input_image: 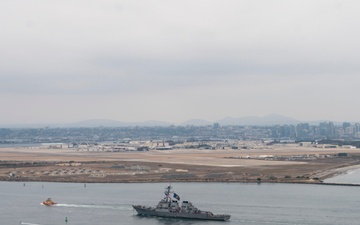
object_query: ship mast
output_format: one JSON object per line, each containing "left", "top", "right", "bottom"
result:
{"left": 164, "top": 184, "right": 173, "bottom": 202}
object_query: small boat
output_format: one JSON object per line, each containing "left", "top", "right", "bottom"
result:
{"left": 42, "top": 198, "right": 57, "bottom": 206}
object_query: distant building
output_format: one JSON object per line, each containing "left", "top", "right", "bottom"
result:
{"left": 343, "top": 122, "right": 351, "bottom": 129}
{"left": 213, "top": 123, "right": 220, "bottom": 129}
{"left": 342, "top": 145, "right": 356, "bottom": 149}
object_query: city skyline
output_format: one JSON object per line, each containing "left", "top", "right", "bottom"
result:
{"left": 1, "top": 120, "right": 360, "bottom": 142}
{"left": 1, "top": 1, "right": 360, "bottom": 124}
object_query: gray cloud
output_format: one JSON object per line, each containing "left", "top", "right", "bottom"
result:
{"left": 1, "top": 0, "right": 360, "bottom": 123}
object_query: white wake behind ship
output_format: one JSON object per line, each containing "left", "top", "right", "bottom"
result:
{"left": 133, "top": 185, "right": 231, "bottom": 221}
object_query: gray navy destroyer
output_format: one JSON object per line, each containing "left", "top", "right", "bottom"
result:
{"left": 133, "top": 185, "right": 231, "bottom": 221}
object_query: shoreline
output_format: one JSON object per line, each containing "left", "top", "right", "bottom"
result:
{"left": 310, "top": 163, "right": 360, "bottom": 180}
{"left": 2, "top": 162, "right": 359, "bottom": 185}
{"left": 2, "top": 164, "right": 360, "bottom": 185}
{"left": 2, "top": 179, "right": 360, "bottom": 187}
{"left": 1, "top": 161, "right": 360, "bottom": 186}
{"left": 1, "top": 147, "right": 360, "bottom": 185}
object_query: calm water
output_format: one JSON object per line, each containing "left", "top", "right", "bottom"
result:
{"left": 1, "top": 182, "right": 360, "bottom": 225}
{"left": 325, "top": 168, "right": 360, "bottom": 184}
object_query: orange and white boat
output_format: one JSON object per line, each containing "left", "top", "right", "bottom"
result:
{"left": 42, "top": 198, "right": 57, "bottom": 206}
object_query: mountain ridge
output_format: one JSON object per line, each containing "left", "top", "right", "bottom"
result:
{"left": 0, "top": 114, "right": 350, "bottom": 128}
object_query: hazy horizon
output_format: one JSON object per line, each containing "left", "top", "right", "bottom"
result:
{"left": 1, "top": 1, "right": 359, "bottom": 124}
{"left": 0, "top": 114, "right": 358, "bottom": 127}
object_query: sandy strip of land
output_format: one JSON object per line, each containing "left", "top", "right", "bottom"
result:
{"left": 1, "top": 146, "right": 359, "bottom": 183}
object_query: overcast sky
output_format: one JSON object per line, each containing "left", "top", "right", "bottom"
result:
{"left": 1, "top": 0, "right": 359, "bottom": 125}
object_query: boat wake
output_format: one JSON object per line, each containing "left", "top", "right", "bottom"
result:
{"left": 56, "top": 203, "right": 132, "bottom": 210}
{"left": 234, "top": 219, "right": 301, "bottom": 225}
{"left": 20, "top": 222, "right": 43, "bottom": 225}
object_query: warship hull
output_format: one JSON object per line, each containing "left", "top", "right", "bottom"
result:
{"left": 133, "top": 205, "right": 230, "bottom": 221}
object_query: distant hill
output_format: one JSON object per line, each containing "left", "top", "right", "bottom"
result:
{"left": 69, "top": 119, "right": 125, "bottom": 127}
{"left": 1, "top": 114, "right": 351, "bottom": 128}
{"left": 181, "top": 119, "right": 212, "bottom": 126}
{"left": 216, "top": 114, "right": 300, "bottom": 126}
{"left": 73, "top": 115, "right": 300, "bottom": 127}
{"left": 68, "top": 119, "right": 172, "bottom": 127}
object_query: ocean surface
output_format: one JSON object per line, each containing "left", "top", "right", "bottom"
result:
{"left": 1, "top": 181, "right": 360, "bottom": 225}
{"left": 325, "top": 167, "right": 360, "bottom": 184}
